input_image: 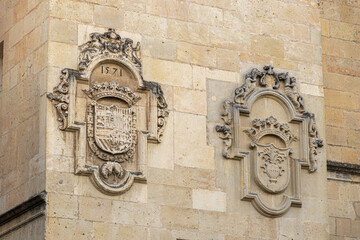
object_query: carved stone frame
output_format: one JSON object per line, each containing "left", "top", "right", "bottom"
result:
{"left": 216, "top": 66, "right": 323, "bottom": 217}
{"left": 47, "top": 29, "right": 169, "bottom": 195}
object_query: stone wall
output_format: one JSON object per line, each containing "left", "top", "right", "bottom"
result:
{"left": 320, "top": 0, "right": 360, "bottom": 239}
{"left": 0, "top": 0, "right": 47, "bottom": 214}
{"left": 44, "top": 0, "right": 328, "bottom": 239}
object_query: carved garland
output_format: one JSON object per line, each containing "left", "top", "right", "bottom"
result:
{"left": 216, "top": 65, "right": 323, "bottom": 172}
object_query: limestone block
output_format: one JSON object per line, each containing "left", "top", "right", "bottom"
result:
{"left": 143, "top": 57, "right": 192, "bottom": 88}
{"left": 325, "top": 89, "right": 359, "bottom": 111}
{"left": 192, "top": 189, "right": 226, "bottom": 212}
{"left": 302, "top": 222, "right": 328, "bottom": 240}
{"left": 300, "top": 83, "right": 324, "bottom": 97}
{"left": 172, "top": 229, "right": 226, "bottom": 240}
{"left": 174, "top": 87, "right": 207, "bottom": 115}
{"left": 48, "top": 42, "right": 77, "bottom": 69}
{"left": 328, "top": 181, "right": 339, "bottom": 200}
{"left": 47, "top": 193, "right": 78, "bottom": 219}
{"left": 351, "top": 220, "right": 360, "bottom": 237}
{"left": 47, "top": 218, "right": 93, "bottom": 240}
{"left": 124, "top": 11, "right": 167, "bottom": 38}
{"left": 174, "top": 112, "right": 215, "bottom": 169}
{"left": 341, "top": 148, "right": 360, "bottom": 164}
{"left": 192, "top": 65, "right": 206, "bottom": 90}
{"left": 326, "top": 56, "right": 360, "bottom": 77}
{"left": 78, "top": 196, "right": 112, "bottom": 222}
{"left": 199, "top": 212, "right": 248, "bottom": 236}
{"left": 251, "top": 36, "right": 284, "bottom": 58}
{"left": 279, "top": 219, "right": 303, "bottom": 240}
{"left": 189, "top": 3, "right": 223, "bottom": 26}
{"left": 148, "top": 184, "right": 192, "bottom": 208}
{"left": 249, "top": 218, "right": 278, "bottom": 239}
{"left": 147, "top": 166, "right": 216, "bottom": 190}
{"left": 94, "top": 5, "right": 123, "bottom": 28}
{"left": 329, "top": 20, "right": 358, "bottom": 41}
{"left": 49, "top": 18, "right": 77, "bottom": 44}
{"left": 46, "top": 171, "right": 75, "bottom": 194}
{"left": 177, "top": 42, "right": 216, "bottom": 67}
{"left": 149, "top": 228, "right": 172, "bottom": 240}
{"left": 112, "top": 201, "right": 161, "bottom": 227}
{"left": 49, "top": 0, "right": 93, "bottom": 23}
{"left": 216, "top": 48, "right": 240, "bottom": 72}
{"left": 286, "top": 42, "right": 315, "bottom": 63}
{"left": 325, "top": 107, "right": 343, "bottom": 127}
{"left": 147, "top": 0, "right": 189, "bottom": 20}
{"left": 167, "top": 19, "right": 209, "bottom": 45}
{"left": 311, "top": 26, "right": 322, "bottom": 45}
{"left": 9, "top": 19, "right": 24, "bottom": 48}
{"left": 343, "top": 41, "right": 360, "bottom": 61}
{"left": 143, "top": 37, "right": 177, "bottom": 60}
{"left": 336, "top": 218, "right": 351, "bottom": 236}
{"left": 161, "top": 205, "right": 199, "bottom": 230}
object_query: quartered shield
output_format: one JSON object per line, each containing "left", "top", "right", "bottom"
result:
{"left": 254, "top": 143, "right": 291, "bottom": 193}
{"left": 94, "top": 102, "right": 134, "bottom": 155}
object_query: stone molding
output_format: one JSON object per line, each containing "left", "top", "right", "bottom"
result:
{"left": 327, "top": 160, "right": 360, "bottom": 175}
{"left": 216, "top": 65, "right": 323, "bottom": 217}
{"left": 47, "top": 29, "right": 169, "bottom": 195}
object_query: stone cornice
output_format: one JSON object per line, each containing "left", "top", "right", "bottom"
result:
{"left": 327, "top": 160, "right": 360, "bottom": 175}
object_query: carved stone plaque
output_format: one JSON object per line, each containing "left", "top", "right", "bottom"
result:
{"left": 216, "top": 66, "right": 323, "bottom": 217}
{"left": 47, "top": 29, "right": 169, "bottom": 195}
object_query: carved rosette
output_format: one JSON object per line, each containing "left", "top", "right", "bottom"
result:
{"left": 47, "top": 29, "right": 169, "bottom": 195}
{"left": 215, "top": 65, "right": 323, "bottom": 217}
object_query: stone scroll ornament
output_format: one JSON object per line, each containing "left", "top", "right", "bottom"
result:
{"left": 215, "top": 66, "right": 323, "bottom": 217}
{"left": 47, "top": 29, "right": 169, "bottom": 195}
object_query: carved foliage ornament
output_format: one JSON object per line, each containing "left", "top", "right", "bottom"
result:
{"left": 47, "top": 29, "right": 169, "bottom": 195}
{"left": 216, "top": 65, "right": 323, "bottom": 217}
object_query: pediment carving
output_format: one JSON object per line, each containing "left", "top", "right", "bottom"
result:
{"left": 47, "top": 29, "right": 169, "bottom": 195}
{"left": 216, "top": 65, "right": 323, "bottom": 217}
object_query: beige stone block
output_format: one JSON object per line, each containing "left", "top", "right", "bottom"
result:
{"left": 348, "top": 130, "right": 360, "bottom": 148}
{"left": 300, "top": 83, "right": 324, "bottom": 97}
{"left": 325, "top": 107, "right": 343, "bottom": 127}
{"left": 320, "top": 19, "right": 330, "bottom": 37}
{"left": 47, "top": 218, "right": 93, "bottom": 240}
{"left": 148, "top": 111, "right": 174, "bottom": 170}
{"left": 311, "top": 26, "right": 322, "bottom": 45}
{"left": 216, "top": 48, "right": 240, "bottom": 72}
{"left": 94, "top": 223, "right": 148, "bottom": 240}
{"left": 174, "top": 112, "right": 215, "bottom": 170}
{"left": 147, "top": 0, "right": 189, "bottom": 20}
{"left": 189, "top": 3, "right": 223, "bottom": 26}
{"left": 328, "top": 181, "right": 339, "bottom": 200}
{"left": 174, "top": 87, "right": 206, "bottom": 115}
{"left": 343, "top": 41, "right": 360, "bottom": 61}
{"left": 167, "top": 19, "right": 209, "bottom": 45}
{"left": 112, "top": 201, "right": 161, "bottom": 227}
{"left": 206, "top": 68, "right": 239, "bottom": 83}
{"left": 321, "top": 37, "right": 344, "bottom": 58}
{"left": 279, "top": 219, "right": 303, "bottom": 239}
{"left": 177, "top": 42, "right": 216, "bottom": 67}
{"left": 49, "top": 18, "right": 77, "bottom": 44}
{"left": 48, "top": 42, "right": 77, "bottom": 69}
{"left": 149, "top": 228, "right": 172, "bottom": 240}
{"left": 94, "top": 5, "right": 123, "bottom": 28}
{"left": 286, "top": 42, "right": 314, "bottom": 63}
{"left": 351, "top": 220, "right": 360, "bottom": 237}
{"left": 251, "top": 36, "right": 284, "bottom": 58}
{"left": 329, "top": 20, "right": 358, "bottom": 41}
{"left": 293, "top": 24, "right": 310, "bottom": 42}
{"left": 325, "top": 126, "right": 347, "bottom": 146}
{"left": 161, "top": 205, "right": 199, "bottom": 230}
{"left": 328, "top": 199, "right": 353, "bottom": 218}
{"left": 124, "top": 11, "right": 167, "bottom": 38}
{"left": 49, "top": 0, "right": 93, "bottom": 23}
{"left": 192, "top": 65, "right": 206, "bottom": 90}
{"left": 47, "top": 193, "right": 78, "bottom": 218}
{"left": 192, "top": 189, "right": 226, "bottom": 212}
{"left": 340, "top": 5, "right": 360, "bottom": 25}
{"left": 341, "top": 147, "right": 360, "bottom": 164}
{"left": 210, "top": 26, "right": 248, "bottom": 51}
{"left": 78, "top": 196, "right": 112, "bottom": 222}
{"left": 343, "top": 111, "right": 360, "bottom": 130}
{"left": 326, "top": 145, "right": 341, "bottom": 162}
{"left": 142, "top": 37, "right": 176, "bottom": 60}
{"left": 148, "top": 166, "right": 216, "bottom": 190}
{"left": 148, "top": 184, "right": 192, "bottom": 208}
{"left": 240, "top": 53, "right": 272, "bottom": 66}
{"left": 303, "top": 222, "right": 328, "bottom": 240}
{"left": 46, "top": 171, "right": 75, "bottom": 194}
{"left": 249, "top": 218, "right": 278, "bottom": 239}
{"left": 9, "top": 19, "right": 24, "bottom": 48}
{"left": 199, "top": 212, "right": 248, "bottom": 236}
{"left": 143, "top": 57, "right": 192, "bottom": 88}
{"left": 336, "top": 218, "right": 351, "bottom": 236}
{"left": 325, "top": 89, "right": 359, "bottom": 111}
{"left": 326, "top": 56, "right": 360, "bottom": 77}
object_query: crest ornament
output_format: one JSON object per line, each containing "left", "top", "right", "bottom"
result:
{"left": 47, "top": 29, "right": 169, "bottom": 195}
{"left": 216, "top": 65, "right": 323, "bottom": 217}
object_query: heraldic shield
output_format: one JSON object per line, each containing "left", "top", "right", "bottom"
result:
{"left": 253, "top": 143, "right": 291, "bottom": 193}
{"left": 94, "top": 103, "right": 134, "bottom": 155}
